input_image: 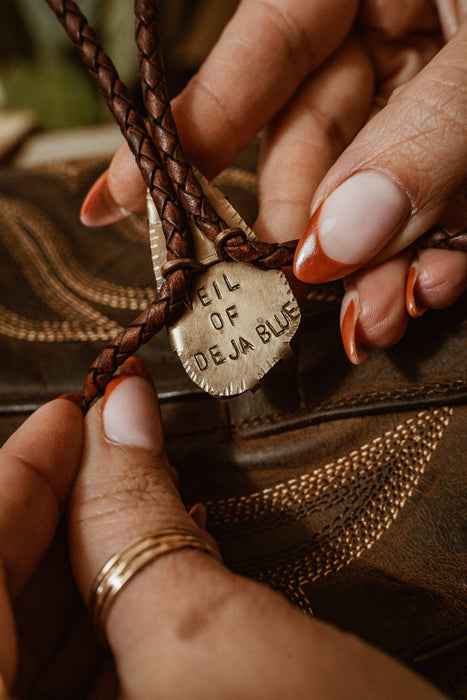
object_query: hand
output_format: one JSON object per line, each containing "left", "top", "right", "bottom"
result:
{"left": 0, "top": 395, "right": 83, "bottom": 696}
{"left": 80, "top": 0, "right": 467, "bottom": 365}
{"left": 0, "top": 360, "right": 447, "bottom": 697}
{"left": 65, "top": 358, "right": 445, "bottom": 698}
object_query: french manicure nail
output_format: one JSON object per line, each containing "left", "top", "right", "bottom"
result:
{"left": 102, "top": 372, "right": 164, "bottom": 453}
{"left": 294, "top": 204, "right": 357, "bottom": 283}
{"left": 80, "top": 169, "right": 131, "bottom": 226}
{"left": 405, "top": 262, "right": 427, "bottom": 318}
{"left": 340, "top": 292, "right": 371, "bottom": 365}
{"left": 294, "top": 171, "right": 410, "bottom": 283}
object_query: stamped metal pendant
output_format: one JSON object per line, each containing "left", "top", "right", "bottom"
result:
{"left": 148, "top": 173, "right": 301, "bottom": 397}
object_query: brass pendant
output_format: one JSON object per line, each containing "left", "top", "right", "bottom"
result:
{"left": 147, "top": 173, "right": 301, "bottom": 397}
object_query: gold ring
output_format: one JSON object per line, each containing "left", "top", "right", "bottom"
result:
{"left": 89, "top": 528, "right": 222, "bottom": 641}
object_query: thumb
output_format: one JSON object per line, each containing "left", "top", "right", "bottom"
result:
{"left": 68, "top": 359, "right": 204, "bottom": 601}
{"left": 67, "top": 358, "right": 223, "bottom": 696}
{"left": 294, "top": 19, "right": 467, "bottom": 283}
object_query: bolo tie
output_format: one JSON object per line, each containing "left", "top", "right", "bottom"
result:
{"left": 44, "top": 0, "right": 467, "bottom": 411}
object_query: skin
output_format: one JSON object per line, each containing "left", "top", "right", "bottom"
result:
{"left": 81, "top": 0, "right": 467, "bottom": 364}
{"left": 1, "top": 1, "right": 463, "bottom": 694}
{"left": 0, "top": 367, "right": 447, "bottom": 698}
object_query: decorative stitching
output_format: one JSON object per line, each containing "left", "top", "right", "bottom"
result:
{"left": 208, "top": 408, "right": 453, "bottom": 608}
{"left": 234, "top": 381, "right": 465, "bottom": 433}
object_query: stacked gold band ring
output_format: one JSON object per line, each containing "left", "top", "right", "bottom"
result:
{"left": 89, "top": 528, "right": 222, "bottom": 641}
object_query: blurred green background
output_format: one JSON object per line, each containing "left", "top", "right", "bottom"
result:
{"left": 0, "top": 0, "right": 238, "bottom": 129}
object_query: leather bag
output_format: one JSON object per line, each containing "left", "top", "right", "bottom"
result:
{"left": 0, "top": 154, "right": 465, "bottom": 698}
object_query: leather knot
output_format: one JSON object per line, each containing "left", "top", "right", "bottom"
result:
{"left": 213, "top": 227, "right": 246, "bottom": 259}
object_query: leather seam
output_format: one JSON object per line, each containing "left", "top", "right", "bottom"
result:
{"left": 234, "top": 379, "right": 466, "bottom": 431}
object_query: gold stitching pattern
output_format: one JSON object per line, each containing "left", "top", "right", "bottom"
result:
{"left": 0, "top": 303, "right": 120, "bottom": 342}
{"left": 0, "top": 194, "right": 153, "bottom": 342}
{"left": 208, "top": 408, "right": 452, "bottom": 601}
{"left": 1, "top": 197, "right": 153, "bottom": 311}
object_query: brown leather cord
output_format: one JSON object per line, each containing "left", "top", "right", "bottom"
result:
{"left": 160, "top": 258, "right": 206, "bottom": 278}
{"left": 44, "top": 0, "right": 199, "bottom": 409}
{"left": 212, "top": 228, "right": 247, "bottom": 259}
{"left": 45, "top": 0, "right": 467, "bottom": 411}
{"left": 81, "top": 276, "right": 187, "bottom": 406}
{"left": 417, "top": 225, "right": 467, "bottom": 251}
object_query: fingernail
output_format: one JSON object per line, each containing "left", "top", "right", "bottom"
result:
{"left": 189, "top": 503, "right": 207, "bottom": 530}
{"left": 340, "top": 291, "right": 371, "bottom": 365}
{"left": 80, "top": 169, "right": 131, "bottom": 227}
{"left": 58, "top": 392, "right": 83, "bottom": 410}
{"left": 102, "top": 369, "right": 164, "bottom": 453}
{"left": 294, "top": 204, "right": 357, "bottom": 283}
{"left": 294, "top": 171, "right": 410, "bottom": 283}
{"left": 405, "top": 261, "right": 427, "bottom": 318}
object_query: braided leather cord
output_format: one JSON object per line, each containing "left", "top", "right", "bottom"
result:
{"left": 417, "top": 225, "right": 467, "bottom": 251}
{"left": 45, "top": 0, "right": 467, "bottom": 410}
{"left": 45, "top": 0, "right": 200, "bottom": 408}
{"left": 134, "top": 0, "right": 296, "bottom": 268}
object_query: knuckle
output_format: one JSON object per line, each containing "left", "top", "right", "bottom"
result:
{"left": 358, "top": 289, "right": 408, "bottom": 348}
{"left": 251, "top": 0, "right": 316, "bottom": 72}
{"left": 418, "top": 251, "right": 467, "bottom": 307}
{"left": 73, "top": 462, "right": 178, "bottom": 526}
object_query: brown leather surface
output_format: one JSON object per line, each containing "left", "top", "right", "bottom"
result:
{"left": 0, "top": 155, "right": 466, "bottom": 697}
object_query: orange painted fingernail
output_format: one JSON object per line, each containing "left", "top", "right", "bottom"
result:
{"left": 294, "top": 204, "right": 357, "bottom": 283}
{"left": 102, "top": 373, "right": 163, "bottom": 452}
{"left": 80, "top": 168, "right": 130, "bottom": 227}
{"left": 294, "top": 171, "right": 410, "bottom": 284}
{"left": 405, "top": 263, "right": 427, "bottom": 318}
{"left": 340, "top": 294, "right": 371, "bottom": 365}
{"left": 103, "top": 357, "right": 153, "bottom": 411}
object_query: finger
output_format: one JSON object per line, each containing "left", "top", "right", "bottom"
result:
{"left": 80, "top": 0, "right": 358, "bottom": 228}
{"left": 340, "top": 251, "right": 412, "bottom": 363}
{"left": 0, "top": 396, "right": 83, "bottom": 596}
{"left": 68, "top": 361, "right": 214, "bottom": 634}
{"left": 405, "top": 247, "right": 467, "bottom": 316}
{"left": 68, "top": 363, "right": 446, "bottom": 698}
{"left": 434, "top": 0, "right": 467, "bottom": 40}
{"left": 294, "top": 20, "right": 467, "bottom": 284}
{"left": 359, "top": 0, "right": 439, "bottom": 37}
{"left": 0, "top": 395, "right": 83, "bottom": 687}
{"left": 172, "top": 0, "right": 359, "bottom": 178}
{"left": 68, "top": 360, "right": 230, "bottom": 696}
{"left": 188, "top": 503, "right": 207, "bottom": 531}
{"left": 80, "top": 146, "right": 146, "bottom": 226}
{"left": 254, "top": 38, "right": 374, "bottom": 244}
